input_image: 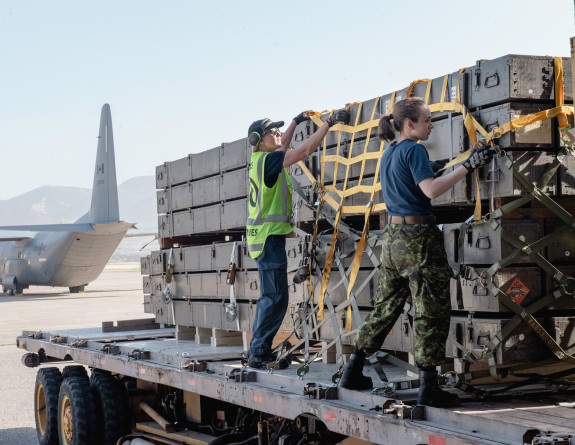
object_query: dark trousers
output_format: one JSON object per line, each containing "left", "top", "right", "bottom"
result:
{"left": 249, "top": 266, "right": 289, "bottom": 357}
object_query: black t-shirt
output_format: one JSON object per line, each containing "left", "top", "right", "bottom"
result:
{"left": 263, "top": 151, "right": 286, "bottom": 188}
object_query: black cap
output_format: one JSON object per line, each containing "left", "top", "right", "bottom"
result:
{"left": 248, "top": 118, "right": 285, "bottom": 137}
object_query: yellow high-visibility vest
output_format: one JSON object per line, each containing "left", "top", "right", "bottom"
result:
{"left": 246, "top": 151, "right": 293, "bottom": 259}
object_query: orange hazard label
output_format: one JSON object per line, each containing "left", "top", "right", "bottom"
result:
{"left": 323, "top": 413, "right": 336, "bottom": 421}
{"left": 506, "top": 278, "right": 530, "bottom": 304}
{"left": 429, "top": 436, "right": 446, "bottom": 445}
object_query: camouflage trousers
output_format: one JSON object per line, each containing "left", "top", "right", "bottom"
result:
{"left": 354, "top": 223, "right": 453, "bottom": 367}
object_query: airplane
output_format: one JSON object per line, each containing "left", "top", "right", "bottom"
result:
{"left": 0, "top": 104, "right": 134, "bottom": 295}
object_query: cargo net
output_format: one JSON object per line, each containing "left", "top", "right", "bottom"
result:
{"left": 270, "top": 57, "right": 575, "bottom": 395}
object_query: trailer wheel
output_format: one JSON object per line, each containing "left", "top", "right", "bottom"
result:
{"left": 62, "top": 365, "right": 88, "bottom": 380}
{"left": 91, "top": 373, "right": 130, "bottom": 445}
{"left": 34, "top": 367, "right": 63, "bottom": 445}
{"left": 58, "top": 376, "right": 97, "bottom": 445}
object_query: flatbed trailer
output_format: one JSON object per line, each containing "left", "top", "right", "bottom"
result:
{"left": 17, "top": 325, "right": 575, "bottom": 445}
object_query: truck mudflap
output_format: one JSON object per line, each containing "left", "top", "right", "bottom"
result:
{"left": 17, "top": 327, "right": 575, "bottom": 445}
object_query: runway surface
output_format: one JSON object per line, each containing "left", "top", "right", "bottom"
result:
{"left": 0, "top": 265, "right": 145, "bottom": 445}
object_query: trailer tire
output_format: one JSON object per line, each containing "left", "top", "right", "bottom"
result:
{"left": 62, "top": 365, "right": 88, "bottom": 380}
{"left": 58, "top": 376, "right": 97, "bottom": 445}
{"left": 34, "top": 367, "right": 63, "bottom": 445}
{"left": 91, "top": 372, "right": 130, "bottom": 445}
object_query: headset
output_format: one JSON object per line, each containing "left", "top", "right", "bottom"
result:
{"left": 248, "top": 121, "right": 266, "bottom": 147}
{"left": 248, "top": 126, "right": 263, "bottom": 147}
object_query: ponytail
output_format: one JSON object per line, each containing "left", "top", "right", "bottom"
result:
{"left": 377, "top": 97, "right": 427, "bottom": 142}
{"left": 377, "top": 114, "right": 400, "bottom": 142}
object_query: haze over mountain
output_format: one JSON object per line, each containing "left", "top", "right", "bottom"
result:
{"left": 0, "top": 176, "right": 159, "bottom": 261}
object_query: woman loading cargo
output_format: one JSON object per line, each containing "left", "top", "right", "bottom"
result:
{"left": 338, "top": 97, "right": 494, "bottom": 407}
{"left": 245, "top": 109, "right": 350, "bottom": 369}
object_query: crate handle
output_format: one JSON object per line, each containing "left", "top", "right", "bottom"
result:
{"left": 484, "top": 73, "right": 499, "bottom": 88}
{"left": 485, "top": 168, "right": 502, "bottom": 183}
{"left": 477, "top": 331, "right": 491, "bottom": 345}
{"left": 475, "top": 235, "right": 491, "bottom": 250}
{"left": 472, "top": 284, "right": 489, "bottom": 296}
{"left": 250, "top": 281, "right": 258, "bottom": 290}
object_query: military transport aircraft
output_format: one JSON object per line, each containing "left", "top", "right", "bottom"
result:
{"left": 0, "top": 104, "right": 134, "bottom": 295}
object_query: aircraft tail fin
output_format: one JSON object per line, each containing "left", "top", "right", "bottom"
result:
{"left": 89, "top": 103, "right": 120, "bottom": 223}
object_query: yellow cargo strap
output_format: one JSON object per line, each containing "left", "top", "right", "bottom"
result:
{"left": 406, "top": 79, "right": 431, "bottom": 99}
{"left": 317, "top": 103, "right": 362, "bottom": 321}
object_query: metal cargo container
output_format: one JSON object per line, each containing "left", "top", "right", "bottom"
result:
{"left": 471, "top": 150, "right": 559, "bottom": 200}
{"left": 220, "top": 138, "right": 249, "bottom": 172}
{"left": 471, "top": 102, "right": 557, "bottom": 149}
{"left": 464, "top": 55, "right": 572, "bottom": 109}
{"left": 443, "top": 220, "right": 544, "bottom": 265}
{"left": 155, "top": 155, "right": 193, "bottom": 189}
{"left": 450, "top": 266, "right": 543, "bottom": 312}
{"left": 544, "top": 265, "right": 575, "bottom": 310}
{"left": 191, "top": 146, "right": 220, "bottom": 180}
{"left": 447, "top": 315, "right": 551, "bottom": 365}
{"left": 545, "top": 219, "right": 575, "bottom": 264}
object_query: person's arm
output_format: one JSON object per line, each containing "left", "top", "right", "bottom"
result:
{"left": 419, "top": 145, "right": 495, "bottom": 199}
{"left": 280, "top": 120, "right": 298, "bottom": 150}
{"left": 282, "top": 110, "right": 350, "bottom": 168}
{"left": 283, "top": 122, "right": 330, "bottom": 167}
{"left": 418, "top": 165, "right": 469, "bottom": 199}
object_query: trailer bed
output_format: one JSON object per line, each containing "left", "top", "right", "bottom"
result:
{"left": 17, "top": 326, "right": 575, "bottom": 445}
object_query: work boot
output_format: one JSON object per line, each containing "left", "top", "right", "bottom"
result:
{"left": 264, "top": 352, "right": 290, "bottom": 370}
{"left": 417, "top": 369, "right": 460, "bottom": 407}
{"left": 338, "top": 354, "right": 373, "bottom": 390}
{"left": 247, "top": 354, "right": 289, "bottom": 370}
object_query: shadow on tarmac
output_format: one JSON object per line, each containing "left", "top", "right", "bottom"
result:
{"left": 0, "top": 289, "right": 143, "bottom": 302}
{"left": 0, "top": 427, "right": 38, "bottom": 445}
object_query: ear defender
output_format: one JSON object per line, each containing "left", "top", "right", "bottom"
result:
{"left": 249, "top": 129, "right": 262, "bottom": 146}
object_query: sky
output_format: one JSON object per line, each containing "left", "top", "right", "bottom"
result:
{"left": 0, "top": 0, "right": 574, "bottom": 200}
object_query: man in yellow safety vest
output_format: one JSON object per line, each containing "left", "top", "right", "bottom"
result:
{"left": 245, "top": 109, "right": 350, "bottom": 369}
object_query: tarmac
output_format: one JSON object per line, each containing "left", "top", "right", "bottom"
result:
{"left": 0, "top": 264, "right": 145, "bottom": 445}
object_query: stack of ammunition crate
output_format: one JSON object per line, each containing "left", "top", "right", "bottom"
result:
{"left": 143, "top": 54, "right": 575, "bottom": 375}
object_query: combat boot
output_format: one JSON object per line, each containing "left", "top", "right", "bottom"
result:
{"left": 417, "top": 369, "right": 460, "bottom": 407}
{"left": 338, "top": 354, "right": 373, "bottom": 390}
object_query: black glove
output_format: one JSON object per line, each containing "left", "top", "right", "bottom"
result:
{"left": 462, "top": 146, "right": 496, "bottom": 172}
{"left": 293, "top": 111, "right": 311, "bottom": 125}
{"left": 326, "top": 109, "right": 350, "bottom": 127}
{"left": 430, "top": 160, "right": 447, "bottom": 177}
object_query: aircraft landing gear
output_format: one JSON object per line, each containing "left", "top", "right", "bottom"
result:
{"left": 69, "top": 285, "right": 86, "bottom": 294}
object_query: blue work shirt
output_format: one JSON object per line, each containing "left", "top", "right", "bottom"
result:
{"left": 380, "top": 140, "right": 435, "bottom": 216}
{"left": 263, "top": 151, "right": 286, "bottom": 188}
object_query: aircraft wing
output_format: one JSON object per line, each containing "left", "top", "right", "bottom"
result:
{"left": 0, "top": 223, "right": 95, "bottom": 232}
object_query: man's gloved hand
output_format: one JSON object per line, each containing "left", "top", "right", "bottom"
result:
{"left": 462, "top": 145, "right": 496, "bottom": 172}
{"left": 430, "top": 159, "right": 447, "bottom": 177}
{"left": 326, "top": 109, "right": 350, "bottom": 127}
{"left": 293, "top": 111, "right": 311, "bottom": 125}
